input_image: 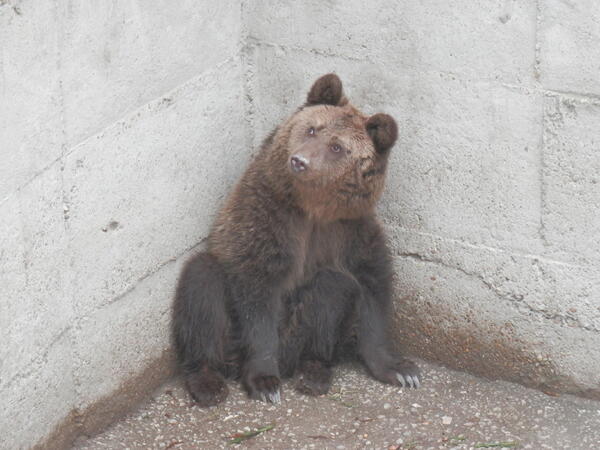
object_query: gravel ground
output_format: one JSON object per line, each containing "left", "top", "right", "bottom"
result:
{"left": 74, "top": 360, "right": 600, "bottom": 450}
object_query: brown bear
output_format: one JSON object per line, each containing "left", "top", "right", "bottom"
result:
{"left": 172, "top": 73, "right": 420, "bottom": 406}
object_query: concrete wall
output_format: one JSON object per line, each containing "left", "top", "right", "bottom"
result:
{"left": 0, "top": 1, "right": 246, "bottom": 448}
{"left": 1, "top": 0, "right": 599, "bottom": 448}
{"left": 243, "top": 0, "right": 600, "bottom": 398}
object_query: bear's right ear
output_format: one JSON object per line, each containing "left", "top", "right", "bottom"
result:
{"left": 306, "top": 73, "right": 345, "bottom": 106}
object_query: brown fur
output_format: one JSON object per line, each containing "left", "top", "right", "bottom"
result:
{"left": 172, "top": 74, "right": 420, "bottom": 406}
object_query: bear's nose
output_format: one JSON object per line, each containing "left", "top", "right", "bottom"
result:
{"left": 290, "top": 155, "right": 309, "bottom": 173}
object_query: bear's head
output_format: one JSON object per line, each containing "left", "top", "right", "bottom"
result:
{"left": 281, "top": 73, "right": 398, "bottom": 222}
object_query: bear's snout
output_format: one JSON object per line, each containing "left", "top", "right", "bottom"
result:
{"left": 290, "top": 155, "right": 309, "bottom": 173}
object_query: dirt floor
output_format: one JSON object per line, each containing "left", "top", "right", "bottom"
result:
{"left": 73, "top": 360, "right": 600, "bottom": 450}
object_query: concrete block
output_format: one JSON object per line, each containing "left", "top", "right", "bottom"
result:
{"left": 0, "top": 164, "right": 74, "bottom": 390}
{"left": 542, "top": 96, "right": 600, "bottom": 265}
{"left": 0, "top": 330, "right": 76, "bottom": 450}
{"left": 388, "top": 226, "right": 600, "bottom": 394}
{"left": 72, "top": 246, "right": 185, "bottom": 411}
{"left": 0, "top": 0, "right": 63, "bottom": 200}
{"left": 538, "top": 0, "right": 600, "bottom": 96}
{"left": 246, "top": 0, "right": 536, "bottom": 85}
{"left": 60, "top": 0, "right": 242, "bottom": 146}
{"left": 64, "top": 60, "right": 246, "bottom": 317}
{"left": 381, "top": 75, "right": 544, "bottom": 255}
{"left": 248, "top": 45, "right": 544, "bottom": 254}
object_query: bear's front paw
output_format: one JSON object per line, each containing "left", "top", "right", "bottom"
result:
{"left": 368, "top": 357, "right": 421, "bottom": 389}
{"left": 245, "top": 374, "right": 281, "bottom": 404}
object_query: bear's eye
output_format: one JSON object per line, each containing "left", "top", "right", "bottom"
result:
{"left": 331, "top": 143, "right": 343, "bottom": 153}
{"left": 308, "top": 127, "right": 316, "bottom": 136}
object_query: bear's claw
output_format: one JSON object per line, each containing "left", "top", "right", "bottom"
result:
{"left": 259, "top": 389, "right": 280, "bottom": 404}
{"left": 396, "top": 373, "right": 420, "bottom": 389}
{"left": 267, "top": 390, "right": 281, "bottom": 404}
{"left": 247, "top": 374, "right": 281, "bottom": 403}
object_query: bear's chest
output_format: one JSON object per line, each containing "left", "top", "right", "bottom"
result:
{"left": 287, "top": 220, "right": 349, "bottom": 289}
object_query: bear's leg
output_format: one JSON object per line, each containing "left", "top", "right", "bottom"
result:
{"left": 278, "top": 291, "right": 308, "bottom": 379}
{"left": 172, "top": 252, "right": 230, "bottom": 406}
{"left": 294, "top": 269, "right": 359, "bottom": 396}
{"left": 233, "top": 286, "right": 283, "bottom": 403}
{"left": 353, "top": 250, "right": 421, "bottom": 389}
{"left": 357, "top": 298, "right": 421, "bottom": 388}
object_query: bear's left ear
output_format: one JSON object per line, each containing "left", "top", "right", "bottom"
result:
{"left": 306, "top": 73, "right": 346, "bottom": 106}
{"left": 366, "top": 113, "right": 398, "bottom": 154}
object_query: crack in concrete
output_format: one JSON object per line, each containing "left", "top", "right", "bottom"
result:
{"left": 387, "top": 224, "right": 588, "bottom": 270}
{"left": 240, "top": 1, "right": 257, "bottom": 154}
{"left": 396, "top": 251, "right": 599, "bottom": 333}
{"left": 0, "top": 54, "right": 241, "bottom": 208}
{"left": 498, "top": 80, "right": 600, "bottom": 105}
{"left": 533, "top": 0, "right": 551, "bottom": 250}
{"left": 398, "top": 251, "right": 524, "bottom": 302}
{"left": 246, "top": 36, "right": 372, "bottom": 63}
{"left": 1, "top": 238, "right": 204, "bottom": 397}
{"left": 534, "top": 0, "right": 542, "bottom": 81}
{"left": 538, "top": 100, "right": 550, "bottom": 249}
{"left": 544, "top": 88, "right": 600, "bottom": 103}
{"left": 0, "top": 324, "right": 72, "bottom": 392}
{"left": 83, "top": 237, "right": 207, "bottom": 316}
